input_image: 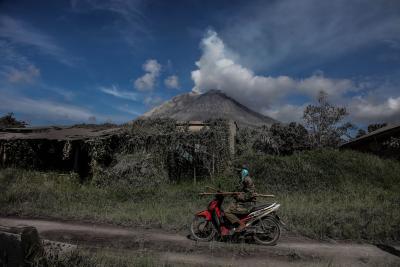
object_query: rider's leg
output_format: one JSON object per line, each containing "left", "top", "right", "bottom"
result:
{"left": 225, "top": 203, "right": 247, "bottom": 232}
{"left": 224, "top": 203, "right": 240, "bottom": 225}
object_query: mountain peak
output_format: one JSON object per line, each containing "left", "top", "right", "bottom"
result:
{"left": 140, "top": 90, "right": 278, "bottom": 127}
{"left": 204, "top": 89, "right": 224, "bottom": 94}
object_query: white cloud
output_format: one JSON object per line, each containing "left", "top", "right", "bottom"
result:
{"left": 134, "top": 73, "right": 154, "bottom": 90}
{"left": 42, "top": 85, "right": 75, "bottom": 101}
{"left": 191, "top": 30, "right": 354, "bottom": 120}
{"left": 143, "top": 59, "right": 161, "bottom": 73}
{"left": 349, "top": 96, "right": 400, "bottom": 124}
{"left": 191, "top": 30, "right": 400, "bottom": 125}
{"left": 0, "top": 90, "right": 135, "bottom": 125}
{"left": 221, "top": 0, "right": 400, "bottom": 71}
{"left": 262, "top": 104, "right": 307, "bottom": 123}
{"left": 164, "top": 75, "right": 180, "bottom": 89}
{"left": 0, "top": 40, "right": 31, "bottom": 67}
{"left": 298, "top": 74, "right": 355, "bottom": 99}
{"left": 0, "top": 15, "right": 80, "bottom": 67}
{"left": 134, "top": 59, "right": 161, "bottom": 91}
{"left": 100, "top": 85, "right": 137, "bottom": 101}
{"left": 70, "top": 0, "right": 148, "bottom": 47}
{"left": 0, "top": 40, "right": 40, "bottom": 85}
{"left": 0, "top": 93, "right": 96, "bottom": 122}
{"left": 6, "top": 65, "right": 40, "bottom": 84}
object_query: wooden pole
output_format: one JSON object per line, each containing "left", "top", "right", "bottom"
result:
{"left": 199, "top": 192, "right": 275, "bottom": 197}
{"left": 199, "top": 192, "right": 241, "bottom": 196}
{"left": 205, "top": 186, "right": 218, "bottom": 192}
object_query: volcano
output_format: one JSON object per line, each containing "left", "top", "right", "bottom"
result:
{"left": 140, "top": 90, "right": 277, "bottom": 127}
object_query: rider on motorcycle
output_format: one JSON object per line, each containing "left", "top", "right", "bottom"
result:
{"left": 224, "top": 165, "right": 257, "bottom": 232}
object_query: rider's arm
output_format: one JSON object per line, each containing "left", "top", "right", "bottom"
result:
{"left": 241, "top": 177, "right": 256, "bottom": 202}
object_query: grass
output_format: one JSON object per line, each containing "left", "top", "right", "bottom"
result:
{"left": 0, "top": 168, "right": 205, "bottom": 230}
{"left": 1, "top": 149, "right": 400, "bottom": 242}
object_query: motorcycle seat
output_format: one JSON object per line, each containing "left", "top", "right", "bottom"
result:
{"left": 250, "top": 203, "right": 274, "bottom": 212}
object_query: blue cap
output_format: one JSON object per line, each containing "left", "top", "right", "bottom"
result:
{"left": 241, "top": 169, "right": 249, "bottom": 180}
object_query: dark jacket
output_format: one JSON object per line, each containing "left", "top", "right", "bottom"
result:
{"left": 235, "top": 176, "right": 256, "bottom": 206}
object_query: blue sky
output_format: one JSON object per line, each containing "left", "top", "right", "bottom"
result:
{"left": 0, "top": 0, "right": 400, "bottom": 126}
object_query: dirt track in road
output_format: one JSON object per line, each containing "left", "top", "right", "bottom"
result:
{"left": 1, "top": 217, "right": 399, "bottom": 267}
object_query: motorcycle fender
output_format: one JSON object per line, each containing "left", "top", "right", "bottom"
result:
{"left": 257, "top": 212, "right": 285, "bottom": 227}
{"left": 196, "top": 210, "right": 212, "bottom": 221}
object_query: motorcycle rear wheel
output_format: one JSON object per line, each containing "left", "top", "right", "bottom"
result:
{"left": 253, "top": 216, "right": 280, "bottom": 246}
{"left": 190, "top": 216, "right": 217, "bottom": 242}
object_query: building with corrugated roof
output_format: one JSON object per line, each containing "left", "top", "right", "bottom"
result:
{"left": 0, "top": 125, "right": 121, "bottom": 178}
{"left": 341, "top": 123, "right": 400, "bottom": 159}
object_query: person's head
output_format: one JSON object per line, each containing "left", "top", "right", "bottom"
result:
{"left": 240, "top": 165, "right": 249, "bottom": 181}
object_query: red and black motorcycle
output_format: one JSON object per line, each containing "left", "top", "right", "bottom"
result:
{"left": 190, "top": 192, "right": 283, "bottom": 245}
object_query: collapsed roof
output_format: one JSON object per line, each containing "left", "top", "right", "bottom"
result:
{"left": 0, "top": 125, "right": 122, "bottom": 141}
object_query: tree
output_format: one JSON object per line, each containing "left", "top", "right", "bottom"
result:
{"left": 251, "top": 125, "right": 279, "bottom": 155}
{"left": 367, "top": 123, "right": 387, "bottom": 133}
{"left": 0, "top": 113, "right": 27, "bottom": 128}
{"left": 303, "top": 91, "right": 353, "bottom": 147}
{"left": 250, "top": 123, "right": 310, "bottom": 155}
{"left": 355, "top": 129, "right": 367, "bottom": 138}
{"left": 269, "top": 122, "right": 310, "bottom": 155}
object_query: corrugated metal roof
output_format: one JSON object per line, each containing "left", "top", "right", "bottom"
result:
{"left": 0, "top": 125, "right": 121, "bottom": 141}
{"left": 341, "top": 123, "right": 400, "bottom": 147}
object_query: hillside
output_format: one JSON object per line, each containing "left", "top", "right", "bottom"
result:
{"left": 140, "top": 90, "right": 278, "bottom": 127}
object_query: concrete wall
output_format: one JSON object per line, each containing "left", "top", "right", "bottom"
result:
{"left": 0, "top": 227, "right": 76, "bottom": 267}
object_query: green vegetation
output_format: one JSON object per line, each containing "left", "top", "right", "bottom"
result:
{"left": 0, "top": 118, "right": 232, "bottom": 181}
{"left": 1, "top": 149, "right": 399, "bottom": 242}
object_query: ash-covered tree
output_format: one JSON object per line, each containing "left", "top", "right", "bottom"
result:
{"left": 303, "top": 91, "right": 353, "bottom": 147}
{"left": 250, "top": 123, "right": 310, "bottom": 155}
{"left": 251, "top": 125, "right": 279, "bottom": 155}
{"left": 355, "top": 129, "right": 367, "bottom": 138}
{"left": 367, "top": 123, "right": 387, "bottom": 133}
{"left": 0, "top": 112, "right": 27, "bottom": 128}
{"left": 269, "top": 122, "right": 310, "bottom": 155}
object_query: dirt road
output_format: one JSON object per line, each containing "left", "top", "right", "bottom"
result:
{"left": 1, "top": 217, "right": 399, "bottom": 266}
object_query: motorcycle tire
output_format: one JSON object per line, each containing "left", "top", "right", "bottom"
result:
{"left": 190, "top": 216, "right": 217, "bottom": 242}
{"left": 253, "top": 216, "right": 281, "bottom": 246}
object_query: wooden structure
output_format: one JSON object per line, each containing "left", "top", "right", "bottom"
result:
{"left": 0, "top": 120, "right": 238, "bottom": 181}
{"left": 0, "top": 126, "right": 121, "bottom": 177}
{"left": 176, "top": 120, "right": 238, "bottom": 156}
{"left": 341, "top": 123, "right": 400, "bottom": 159}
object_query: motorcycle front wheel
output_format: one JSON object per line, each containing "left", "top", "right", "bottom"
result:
{"left": 253, "top": 216, "right": 281, "bottom": 246}
{"left": 190, "top": 216, "right": 217, "bottom": 242}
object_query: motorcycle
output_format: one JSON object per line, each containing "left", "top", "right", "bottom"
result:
{"left": 190, "top": 192, "right": 284, "bottom": 245}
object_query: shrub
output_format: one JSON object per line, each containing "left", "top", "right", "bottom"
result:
{"left": 92, "top": 152, "right": 168, "bottom": 187}
{"left": 236, "top": 149, "right": 400, "bottom": 193}
{"left": 0, "top": 112, "right": 27, "bottom": 128}
{"left": 238, "top": 122, "right": 311, "bottom": 156}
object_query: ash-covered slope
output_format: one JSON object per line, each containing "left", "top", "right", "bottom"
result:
{"left": 140, "top": 90, "right": 277, "bottom": 127}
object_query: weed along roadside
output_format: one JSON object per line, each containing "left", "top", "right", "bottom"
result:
{"left": 1, "top": 149, "right": 399, "bottom": 242}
